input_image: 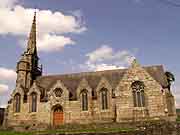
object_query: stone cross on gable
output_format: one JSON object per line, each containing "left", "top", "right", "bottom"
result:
{"left": 131, "top": 58, "right": 140, "bottom": 68}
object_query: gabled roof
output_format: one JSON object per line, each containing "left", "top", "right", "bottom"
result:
{"left": 35, "top": 65, "right": 168, "bottom": 100}
{"left": 144, "top": 65, "right": 168, "bottom": 87}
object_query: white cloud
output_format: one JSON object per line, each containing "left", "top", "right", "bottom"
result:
{"left": 0, "top": 2, "right": 87, "bottom": 52}
{"left": 86, "top": 45, "right": 135, "bottom": 64}
{"left": 0, "top": 67, "right": 16, "bottom": 81}
{"left": 0, "top": 67, "right": 16, "bottom": 108}
{"left": 172, "top": 79, "right": 180, "bottom": 108}
{"left": 36, "top": 34, "right": 75, "bottom": 52}
{"left": 0, "top": 6, "right": 86, "bottom": 35}
{"left": 0, "top": 104, "right": 7, "bottom": 108}
{"left": 0, "top": 0, "right": 18, "bottom": 8}
{"left": 86, "top": 63, "right": 125, "bottom": 71}
{"left": 86, "top": 45, "right": 113, "bottom": 63}
{"left": 84, "top": 45, "right": 136, "bottom": 71}
{"left": 0, "top": 84, "right": 9, "bottom": 94}
{"left": 70, "top": 10, "right": 86, "bottom": 30}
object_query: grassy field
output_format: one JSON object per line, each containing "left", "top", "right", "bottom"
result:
{"left": 0, "top": 127, "right": 136, "bottom": 135}
{"left": 39, "top": 127, "right": 135, "bottom": 134}
{"left": 0, "top": 131, "right": 33, "bottom": 135}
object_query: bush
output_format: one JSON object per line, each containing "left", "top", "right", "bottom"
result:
{"left": 176, "top": 116, "right": 180, "bottom": 122}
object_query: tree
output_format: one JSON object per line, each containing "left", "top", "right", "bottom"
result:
{"left": 165, "top": 71, "right": 175, "bottom": 91}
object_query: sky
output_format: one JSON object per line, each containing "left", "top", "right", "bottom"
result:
{"left": 0, "top": 0, "right": 180, "bottom": 108}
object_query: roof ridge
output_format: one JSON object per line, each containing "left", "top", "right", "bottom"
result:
{"left": 35, "top": 64, "right": 167, "bottom": 101}
{"left": 38, "top": 65, "right": 163, "bottom": 78}
{"left": 38, "top": 68, "right": 127, "bottom": 78}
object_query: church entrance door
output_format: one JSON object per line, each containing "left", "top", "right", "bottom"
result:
{"left": 53, "top": 106, "right": 63, "bottom": 126}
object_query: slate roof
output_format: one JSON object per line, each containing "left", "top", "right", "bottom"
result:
{"left": 35, "top": 65, "right": 168, "bottom": 100}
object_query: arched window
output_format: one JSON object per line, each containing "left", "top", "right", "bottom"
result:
{"left": 132, "top": 81, "right": 145, "bottom": 107}
{"left": 14, "top": 93, "right": 21, "bottom": 112}
{"left": 31, "top": 92, "right": 37, "bottom": 112}
{"left": 81, "top": 90, "right": 88, "bottom": 111}
{"left": 100, "top": 88, "right": 108, "bottom": 110}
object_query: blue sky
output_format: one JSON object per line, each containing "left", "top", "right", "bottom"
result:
{"left": 0, "top": 0, "right": 180, "bottom": 108}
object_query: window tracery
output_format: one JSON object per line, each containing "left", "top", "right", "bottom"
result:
{"left": 54, "top": 88, "right": 63, "bottom": 97}
{"left": 131, "top": 81, "right": 145, "bottom": 107}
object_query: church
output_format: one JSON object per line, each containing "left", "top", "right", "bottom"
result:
{"left": 4, "top": 13, "right": 177, "bottom": 129}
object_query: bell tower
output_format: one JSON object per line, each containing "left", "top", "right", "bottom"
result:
{"left": 16, "top": 12, "right": 42, "bottom": 90}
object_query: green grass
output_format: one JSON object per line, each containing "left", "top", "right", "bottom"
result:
{"left": 0, "top": 131, "right": 33, "bottom": 135}
{"left": 38, "top": 127, "right": 135, "bottom": 135}
{"left": 0, "top": 127, "right": 135, "bottom": 135}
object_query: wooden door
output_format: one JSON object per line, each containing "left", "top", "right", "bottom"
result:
{"left": 53, "top": 107, "right": 63, "bottom": 126}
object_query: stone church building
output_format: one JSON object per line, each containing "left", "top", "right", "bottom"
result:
{"left": 4, "top": 13, "right": 177, "bottom": 128}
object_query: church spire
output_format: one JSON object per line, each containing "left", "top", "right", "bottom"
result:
{"left": 27, "top": 12, "right": 37, "bottom": 54}
{"left": 16, "top": 11, "right": 42, "bottom": 89}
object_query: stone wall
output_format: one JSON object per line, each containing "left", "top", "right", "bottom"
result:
{"left": 115, "top": 65, "right": 168, "bottom": 122}
{"left": 5, "top": 64, "right": 177, "bottom": 129}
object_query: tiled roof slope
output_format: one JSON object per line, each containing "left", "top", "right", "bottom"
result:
{"left": 36, "top": 65, "right": 168, "bottom": 100}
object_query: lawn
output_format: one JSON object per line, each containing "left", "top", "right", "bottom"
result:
{"left": 0, "top": 127, "right": 136, "bottom": 135}
{"left": 0, "top": 131, "right": 33, "bottom": 135}
{"left": 39, "top": 127, "right": 135, "bottom": 134}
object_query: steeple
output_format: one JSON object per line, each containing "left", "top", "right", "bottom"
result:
{"left": 27, "top": 12, "right": 37, "bottom": 55}
{"left": 16, "top": 11, "right": 42, "bottom": 90}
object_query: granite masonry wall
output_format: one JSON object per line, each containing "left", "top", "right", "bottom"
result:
{"left": 4, "top": 64, "right": 177, "bottom": 129}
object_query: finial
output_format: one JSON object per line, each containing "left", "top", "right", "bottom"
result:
{"left": 33, "top": 11, "right": 36, "bottom": 24}
{"left": 131, "top": 57, "right": 140, "bottom": 68}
